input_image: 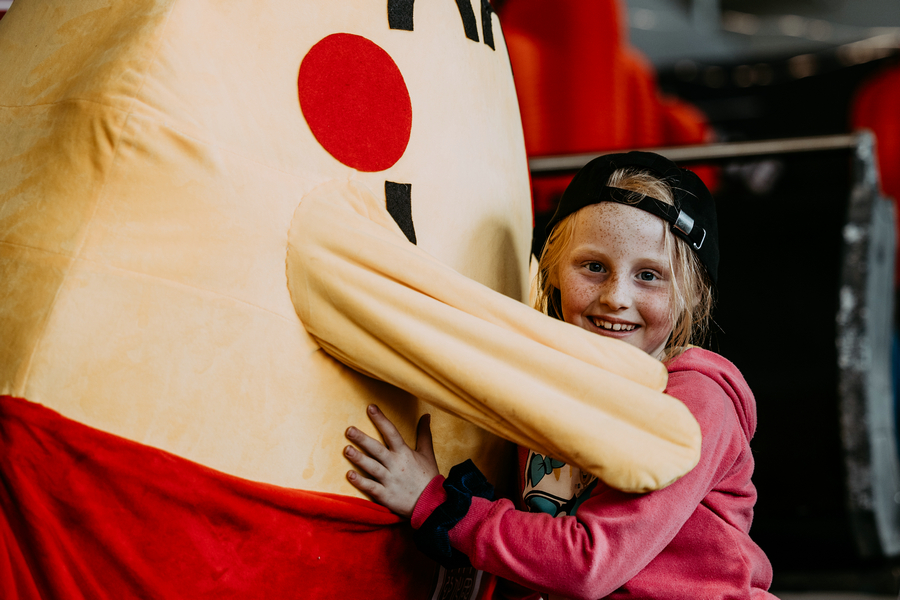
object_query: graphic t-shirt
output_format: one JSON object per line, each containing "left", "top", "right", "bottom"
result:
{"left": 522, "top": 450, "right": 599, "bottom": 518}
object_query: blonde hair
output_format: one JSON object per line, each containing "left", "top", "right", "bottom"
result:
{"left": 532, "top": 168, "right": 714, "bottom": 361}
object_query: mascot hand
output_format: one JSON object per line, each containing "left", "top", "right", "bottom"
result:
{"left": 345, "top": 405, "right": 438, "bottom": 518}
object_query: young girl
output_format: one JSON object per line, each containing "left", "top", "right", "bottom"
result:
{"left": 343, "top": 151, "right": 777, "bottom": 599}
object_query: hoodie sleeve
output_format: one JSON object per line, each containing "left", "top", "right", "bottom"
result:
{"left": 412, "top": 357, "right": 748, "bottom": 600}
{"left": 286, "top": 179, "right": 701, "bottom": 493}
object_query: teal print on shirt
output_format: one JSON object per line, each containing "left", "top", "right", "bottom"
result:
{"left": 523, "top": 451, "right": 599, "bottom": 518}
{"left": 529, "top": 453, "right": 566, "bottom": 487}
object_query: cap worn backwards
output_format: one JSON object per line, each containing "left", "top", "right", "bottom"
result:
{"left": 545, "top": 151, "right": 719, "bottom": 284}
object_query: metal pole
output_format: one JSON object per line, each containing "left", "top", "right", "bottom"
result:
{"left": 528, "top": 132, "right": 863, "bottom": 173}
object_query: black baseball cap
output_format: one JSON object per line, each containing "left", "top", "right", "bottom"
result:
{"left": 545, "top": 151, "right": 719, "bottom": 284}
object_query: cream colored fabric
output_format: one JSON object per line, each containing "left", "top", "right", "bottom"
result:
{"left": 0, "top": 0, "right": 697, "bottom": 497}
{"left": 288, "top": 180, "right": 701, "bottom": 493}
{"left": 0, "top": 0, "right": 533, "bottom": 497}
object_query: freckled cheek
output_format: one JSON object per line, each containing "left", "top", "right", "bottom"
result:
{"left": 639, "top": 291, "right": 674, "bottom": 328}
{"left": 559, "top": 277, "right": 594, "bottom": 319}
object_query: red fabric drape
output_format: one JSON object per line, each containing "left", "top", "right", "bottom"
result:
{"left": 851, "top": 65, "right": 900, "bottom": 284}
{"left": 498, "top": 0, "right": 716, "bottom": 215}
{"left": 0, "top": 395, "right": 481, "bottom": 599}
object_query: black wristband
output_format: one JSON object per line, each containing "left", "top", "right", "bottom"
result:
{"left": 412, "top": 459, "right": 495, "bottom": 568}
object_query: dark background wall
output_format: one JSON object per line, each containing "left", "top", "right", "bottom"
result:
{"left": 660, "top": 52, "right": 900, "bottom": 595}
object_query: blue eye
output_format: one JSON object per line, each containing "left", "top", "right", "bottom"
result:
{"left": 638, "top": 271, "right": 657, "bottom": 282}
{"left": 587, "top": 262, "right": 603, "bottom": 273}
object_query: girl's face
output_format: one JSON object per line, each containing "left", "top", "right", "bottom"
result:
{"left": 553, "top": 203, "right": 675, "bottom": 360}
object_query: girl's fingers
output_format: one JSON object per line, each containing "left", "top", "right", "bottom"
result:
{"left": 347, "top": 470, "right": 383, "bottom": 497}
{"left": 415, "top": 414, "right": 434, "bottom": 457}
{"left": 344, "top": 444, "right": 388, "bottom": 480}
{"left": 346, "top": 425, "right": 392, "bottom": 465}
{"left": 366, "top": 405, "right": 407, "bottom": 451}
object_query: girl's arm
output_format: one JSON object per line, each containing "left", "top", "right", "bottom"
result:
{"left": 346, "top": 370, "right": 745, "bottom": 600}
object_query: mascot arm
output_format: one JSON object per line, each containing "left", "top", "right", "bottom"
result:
{"left": 286, "top": 180, "right": 700, "bottom": 493}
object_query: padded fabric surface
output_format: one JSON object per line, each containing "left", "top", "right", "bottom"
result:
{"left": 0, "top": 395, "right": 448, "bottom": 600}
{"left": 0, "top": 0, "right": 534, "bottom": 495}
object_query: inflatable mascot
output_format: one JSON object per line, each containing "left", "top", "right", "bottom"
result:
{"left": 0, "top": 1, "right": 700, "bottom": 598}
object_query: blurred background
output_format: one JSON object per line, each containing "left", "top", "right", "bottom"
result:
{"left": 492, "top": 1, "right": 900, "bottom": 598}
{"left": 3, "top": 1, "right": 899, "bottom": 597}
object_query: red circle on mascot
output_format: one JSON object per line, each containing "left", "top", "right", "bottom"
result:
{"left": 298, "top": 33, "right": 413, "bottom": 172}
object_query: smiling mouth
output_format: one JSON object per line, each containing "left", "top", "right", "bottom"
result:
{"left": 590, "top": 317, "right": 637, "bottom": 332}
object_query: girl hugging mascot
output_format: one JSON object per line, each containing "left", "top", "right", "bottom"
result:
{"left": 0, "top": 1, "right": 701, "bottom": 598}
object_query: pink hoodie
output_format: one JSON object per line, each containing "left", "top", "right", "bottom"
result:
{"left": 412, "top": 348, "right": 777, "bottom": 599}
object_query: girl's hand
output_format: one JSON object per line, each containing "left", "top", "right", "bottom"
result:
{"left": 344, "top": 404, "right": 439, "bottom": 518}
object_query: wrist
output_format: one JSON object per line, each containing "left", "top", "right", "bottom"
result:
{"left": 411, "top": 459, "right": 495, "bottom": 569}
{"left": 411, "top": 474, "right": 447, "bottom": 529}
